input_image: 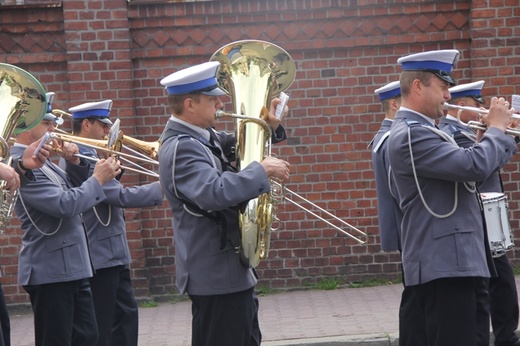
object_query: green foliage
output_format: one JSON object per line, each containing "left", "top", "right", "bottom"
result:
{"left": 256, "top": 286, "right": 271, "bottom": 296}
{"left": 139, "top": 300, "right": 158, "bottom": 308}
{"left": 348, "top": 277, "right": 400, "bottom": 288}
{"left": 316, "top": 278, "right": 340, "bottom": 290}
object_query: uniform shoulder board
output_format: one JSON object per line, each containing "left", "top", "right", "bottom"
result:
{"left": 373, "top": 131, "right": 391, "bottom": 153}
{"left": 449, "top": 124, "right": 460, "bottom": 135}
{"left": 405, "top": 120, "right": 421, "bottom": 127}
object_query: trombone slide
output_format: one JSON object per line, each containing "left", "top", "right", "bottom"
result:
{"left": 271, "top": 181, "right": 368, "bottom": 244}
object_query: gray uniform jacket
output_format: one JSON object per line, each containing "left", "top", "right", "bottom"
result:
{"left": 11, "top": 144, "right": 107, "bottom": 286}
{"left": 387, "top": 110, "right": 517, "bottom": 286}
{"left": 439, "top": 116, "right": 502, "bottom": 192}
{"left": 158, "top": 118, "right": 286, "bottom": 296}
{"left": 65, "top": 146, "right": 163, "bottom": 270}
{"left": 371, "top": 118, "right": 402, "bottom": 251}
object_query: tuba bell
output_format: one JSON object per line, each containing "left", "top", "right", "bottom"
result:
{"left": 0, "top": 63, "right": 47, "bottom": 230}
{"left": 211, "top": 41, "right": 369, "bottom": 268}
{"left": 210, "top": 40, "right": 296, "bottom": 267}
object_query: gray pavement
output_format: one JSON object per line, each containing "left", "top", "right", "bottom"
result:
{"left": 8, "top": 282, "right": 402, "bottom": 346}
{"left": 9, "top": 277, "right": 520, "bottom": 345}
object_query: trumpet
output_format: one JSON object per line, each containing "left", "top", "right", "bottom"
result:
{"left": 443, "top": 102, "right": 520, "bottom": 136}
{"left": 466, "top": 120, "right": 520, "bottom": 137}
{"left": 443, "top": 102, "right": 520, "bottom": 120}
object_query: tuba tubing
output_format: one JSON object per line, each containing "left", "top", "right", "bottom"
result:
{"left": 0, "top": 63, "right": 47, "bottom": 231}
{"left": 211, "top": 40, "right": 367, "bottom": 268}
{"left": 211, "top": 40, "right": 296, "bottom": 267}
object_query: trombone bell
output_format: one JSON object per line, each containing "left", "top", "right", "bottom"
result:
{"left": 121, "top": 135, "right": 160, "bottom": 160}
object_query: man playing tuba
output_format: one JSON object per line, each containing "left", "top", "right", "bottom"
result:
{"left": 158, "top": 61, "right": 290, "bottom": 346}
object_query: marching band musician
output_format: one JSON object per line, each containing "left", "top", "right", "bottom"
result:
{"left": 0, "top": 107, "right": 54, "bottom": 346}
{"left": 11, "top": 98, "right": 121, "bottom": 346}
{"left": 439, "top": 81, "right": 520, "bottom": 346}
{"left": 65, "top": 99, "right": 163, "bottom": 346}
{"left": 371, "top": 81, "right": 402, "bottom": 251}
{"left": 370, "top": 81, "right": 427, "bottom": 345}
{"left": 387, "top": 49, "right": 517, "bottom": 345}
{"left": 158, "top": 61, "right": 291, "bottom": 346}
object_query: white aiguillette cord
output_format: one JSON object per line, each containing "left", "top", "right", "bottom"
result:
{"left": 86, "top": 151, "right": 112, "bottom": 227}
{"left": 93, "top": 203, "right": 111, "bottom": 227}
{"left": 407, "top": 125, "right": 475, "bottom": 219}
{"left": 19, "top": 164, "right": 63, "bottom": 236}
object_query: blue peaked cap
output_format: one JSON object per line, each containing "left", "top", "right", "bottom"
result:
{"left": 374, "top": 81, "right": 401, "bottom": 101}
{"left": 160, "top": 61, "right": 227, "bottom": 96}
{"left": 449, "top": 80, "right": 485, "bottom": 104}
{"left": 398, "top": 49, "right": 460, "bottom": 86}
{"left": 43, "top": 92, "right": 64, "bottom": 125}
{"left": 69, "top": 100, "right": 113, "bottom": 125}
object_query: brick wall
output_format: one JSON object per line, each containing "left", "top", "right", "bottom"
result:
{"left": 0, "top": 0, "right": 518, "bottom": 304}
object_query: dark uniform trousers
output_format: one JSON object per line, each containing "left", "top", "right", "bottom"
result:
{"left": 408, "top": 277, "right": 484, "bottom": 346}
{"left": 489, "top": 255, "right": 520, "bottom": 346}
{"left": 189, "top": 287, "right": 261, "bottom": 346}
{"left": 0, "top": 283, "right": 10, "bottom": 346}
{"left": 23, "top": 279, "right": 98, "bottom": 346}
{"left": 89, "top": 265, "right": 138, "bottom": 346}
{"left": 399, "top": 264, "right": 427, "bottom": 346}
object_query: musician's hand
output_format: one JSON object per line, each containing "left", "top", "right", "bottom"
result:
{"left": 267, "top": 97, "right": 288, "bottom": 130}
{"left": 60, "top": 142, "right": 81, "bottom": 165}
{"left": 21, "top": 135, "right": 53, "bottom": 170}
{"left": 483, "top": 97, "right": 511, "bottom": 132}
{"left": 0, "top": 162, "right": 20, "bottom": 193}
{"left": 261, "top": 156, "right": 291, "bottom": 183}
{"left": 92, "top": 156, "right": 121, "bottom": 185}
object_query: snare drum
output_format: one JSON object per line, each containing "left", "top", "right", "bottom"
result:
{"left": 481, "top": 192, "right": 514, "bottom": 258}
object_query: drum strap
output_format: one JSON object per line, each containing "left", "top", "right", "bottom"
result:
{"left": 476, "top": 187, "right": 499, "bottom": 277}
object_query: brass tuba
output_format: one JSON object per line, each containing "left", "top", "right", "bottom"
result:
{"left": 210, "top": 40, "right": 296, "bottom": 267}
{"left": 0, "top": 63, "right": 47, "bottom": 229}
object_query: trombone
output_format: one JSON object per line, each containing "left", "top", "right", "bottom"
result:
{"left": 53, "top": 109, "right": 160, "bottom": 159}
{"left": 216, "top": 110, "right": 368, "bottom": 245}
{"left": 52, "top": 109, "right": 160, "bottom": 176}
{"left": 47, "top": 131, "right": 159, "bottom": 178}
{"left": 443, "top": 102, "right": 520, "bottom": 136}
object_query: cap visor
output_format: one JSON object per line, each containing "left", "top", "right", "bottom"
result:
{"left": 201, "top": 87, "right": 227, "bottom": 96}
{"left": 98, "top": 118, "right": 113, "bottom": 125}
{"left": 473, "top": 96, "right": 485, "bottom": 105}
{"left": 43, "top": 113, "right": 63, "bottom": 125}
{"left": 436, "top": 73, "right": 457, "bottom": 86}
